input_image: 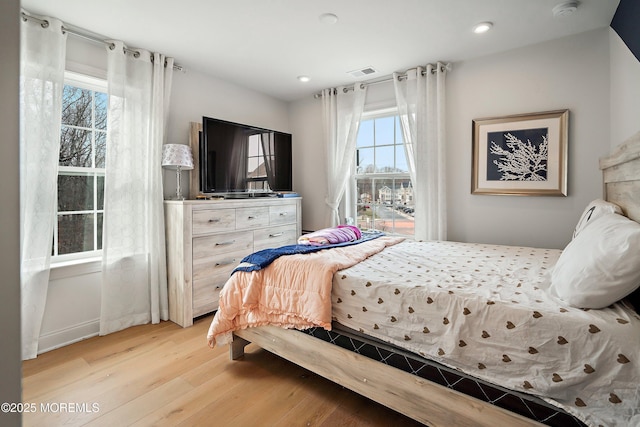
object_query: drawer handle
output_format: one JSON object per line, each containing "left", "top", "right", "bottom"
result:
{"left": 208, "top": 218, "right": 221, "bottom": 223}
{"left": 215, "top": 259, "right": 236, "bottom": 267}
{"left": 279, "top": 212, "right": 288, "bottom": 216}
{"left": 269, "top": 232, "right": 284, "bottom": 238}
{"left": 215, "top": 240, "right": 236, "bottom": 246}
{"left": 247, "top": 216, "right": 257, "bottom": 220}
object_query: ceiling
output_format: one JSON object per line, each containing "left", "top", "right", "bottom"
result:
{"left": 20, "top": 0, "right": 620, "bottom": 102}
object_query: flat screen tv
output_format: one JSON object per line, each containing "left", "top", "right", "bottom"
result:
{"left": 200, "top": 116, "right": 292, "bottom": 195}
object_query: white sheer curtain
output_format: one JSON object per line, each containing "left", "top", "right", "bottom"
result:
{"left": 393, "top": 64, "right": 448, "bottom": 241}
{"left": 100, "top": 42, "right": 173, "bottom": 335}
{"left": 321, "top": 84, "right": 367, "bottom": 226}
{"left": 19, "top": 15, "right": 67, "bottom": 360}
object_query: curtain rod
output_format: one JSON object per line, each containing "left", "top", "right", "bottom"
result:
{"left": 20, "top": 11, "right": 185, "bottom": 72}
{"left": 313, "top": 63, "right": 451, "bottom": 99}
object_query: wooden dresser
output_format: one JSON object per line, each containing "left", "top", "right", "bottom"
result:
{"left": 164, "top": 197, "right": 302, "bottom": 327}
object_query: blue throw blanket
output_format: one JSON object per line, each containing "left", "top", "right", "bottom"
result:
{"left": 233, "top": 230, "right": 384, "bottom": 274}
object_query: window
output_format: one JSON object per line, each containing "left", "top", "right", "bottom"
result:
{"left": 246, "top": 134, "right": 269, "bottom": 191}
{"left": 354, "top": 109, "right": 414, "bottom": 236}
{"left": 53, "top": 72, "right": 107, "bottom": 261}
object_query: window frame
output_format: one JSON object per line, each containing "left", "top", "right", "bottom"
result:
{"left": 246, "top": 134, "right": 270, "bottom": 191}
{"left": 52, "top": 71, "right": 108, "bottom": 264}
{"left": 350, "top": 107, "right": 414, "bottom": 237}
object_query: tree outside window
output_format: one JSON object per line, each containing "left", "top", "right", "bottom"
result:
{"left": 53, "top": 73, "right": 107, "bottom": 259}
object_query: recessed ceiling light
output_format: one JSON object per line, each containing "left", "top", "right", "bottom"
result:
{"left": 297, "top": 75, "right": 310, "bottom": 83}
{"left": 473, "top": 22, "right": 493, "bottom": 34}
{"left": 319, "top": 13, "right": 339, "bottom": 25}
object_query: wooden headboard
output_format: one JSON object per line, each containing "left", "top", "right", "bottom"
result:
{"left": 600, "top": 130, "right": 640, "bottom": 223}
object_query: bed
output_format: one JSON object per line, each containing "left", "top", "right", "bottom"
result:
{"left": 207, "top": 131, "right": 640, "bottom": 427}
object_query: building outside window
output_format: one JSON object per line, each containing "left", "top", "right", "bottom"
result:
{"left": 53, "top": 71, "right": 107, "bottom": 261}
{"left": 354, "top": 109, "right": 414, "bottom": 236}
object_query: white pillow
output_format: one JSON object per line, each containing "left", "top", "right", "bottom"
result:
{"left": 572, "top": 199, "right": 622, "bottom": 239}
{"left": 550, "top": 213, "right": 640, "bottom": 309}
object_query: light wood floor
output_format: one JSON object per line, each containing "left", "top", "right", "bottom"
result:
{"left": 22, "top": 315, "right": 426, "bottom": 426}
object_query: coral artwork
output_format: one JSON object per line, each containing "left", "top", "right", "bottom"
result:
{"left": 488, "top": 130, "right": 548, "bottom": 181}
{"left": 473, "top": 110, "right": 567, "bottom": 196}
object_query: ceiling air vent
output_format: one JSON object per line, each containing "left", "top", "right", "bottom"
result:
{"left": 552, "top": 1, "right": 578, "bottom": 18}
{"left": 348, "top": 67, "right": 377, "bottom": 78}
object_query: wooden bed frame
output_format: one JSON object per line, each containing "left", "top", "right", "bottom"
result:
{"left": 229, "top": 131, "right": 640, "bottom": 427}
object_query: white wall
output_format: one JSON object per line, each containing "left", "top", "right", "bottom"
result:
{"left": 40, "top": 35, "right": 291, "bottom": 353}
{"left": 609, "top": 28, "right": 640, "bottom": 149}
{"left": 164, "top": 68, "right": 290, "bottom": 198}
{"left": 38, "top": 23, "right": 640, "bottom": 353}
{"left": 0, "top": 0, "right": 23, "bottom": 424}
{"left": 291, "top": 28, "right": 613, "bottom": 249}
{"left": 65, "top": 36, "right": 292, "bottom": 199}
{"left": 288, "top": 96, "right": 325, "bottom": 231}
{"left": 447, "top": 28, "right": 611, "bottom": 249}
{"left": 38, "top": 266, "right": 102, "bottom": 353}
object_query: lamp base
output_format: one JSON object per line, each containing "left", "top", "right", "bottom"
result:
{"left": 174, "top": 166, "right": 184, "bottom": 200}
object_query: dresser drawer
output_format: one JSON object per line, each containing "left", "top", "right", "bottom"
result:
{"left": 192, "top": 248, "right": 243, "bottom": 317}
{"left": 192, "top": 231, "right": 253, "bottom": 261}
{"left": 269, "top": 204, "right": 297, "bottom": 226}
{"left": 254, "top": 224, "right": 298, "bottom": 251}
{"left": 192, "top": 275, "right": 227, "bottom": 317}
{"left": 192, "top": 247, "right": 249, "bottom": 287}
{"left": 192, "top": 280, "right": 223, "bottom": 317}
{"left": 236, "top": 206, "right": 269, "bottom": 229}
{"left": 192, "top": 208, "right": 235, "bottom": 235}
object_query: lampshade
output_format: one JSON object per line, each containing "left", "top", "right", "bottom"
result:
{"left": 161, "top": 144, "right": 194, "bottom": 170}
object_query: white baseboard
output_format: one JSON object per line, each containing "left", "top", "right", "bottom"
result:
{"left": 38, "top": 319, "right": 100, "bottom": 355}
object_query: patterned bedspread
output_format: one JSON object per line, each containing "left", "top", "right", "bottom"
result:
{"left": 207, "top": 236, "right": 404, "bottom": 347}
{"left": 331, "top": 240, "right": 640, "bottom": 427}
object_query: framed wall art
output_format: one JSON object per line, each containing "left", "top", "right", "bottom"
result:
{"left": 472, "top": 109, "right": 568, "bottom": 196}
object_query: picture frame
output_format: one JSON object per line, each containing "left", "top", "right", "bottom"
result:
{"left": 472, "top": 109, "right": 568, "bottom": 196}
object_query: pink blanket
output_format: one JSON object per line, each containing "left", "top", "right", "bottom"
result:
{"left": 207, "top": 235, "right": 405, "bottom": 347}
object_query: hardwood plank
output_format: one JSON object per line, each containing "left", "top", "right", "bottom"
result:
{"left": 319, "top": 391, "right": 423, "bottom": 427}
{"left": 23, "top": 339, "right": 209, "bottom": 426}
{"left": 23, "top": 338, "right": 178, "bottom": 403}
{"left": 272, "top": 388, "right": 340, "bottom": 427}
{"left": 22, "top": 320, "right": 176, "bottom": 376}
{"left": 235, "top": 326, "right": 544, "bottom": 427}
{"left": 130, "top": 365, "right": 248, "bottom": 426}
{"left": 23, "top": 321, "right": 210, "bottom": 426}
{"left": 212, "top": 366, "right": 309, "bottom": 426}
{"left": 179, "top": 344, "right": 233, "bottom": 387}
{"left": 84, "top": 378, "right": 194, "bottom": 427}
{"left": 22, "top": 357, "right": 92, "bottom": 400}
{"left": 22, "top": 315, "right": 470, "bottom": 426}
{"left": 173, "top": 348, "right": 301, "bottom": 426}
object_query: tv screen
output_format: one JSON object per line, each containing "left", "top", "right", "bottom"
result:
{"left": 200, "top": 117, "right": 292, "bottom": 194}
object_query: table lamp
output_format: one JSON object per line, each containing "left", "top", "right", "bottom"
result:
{"left": 162, "top": 144, "right": 194, "bottom": 200}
